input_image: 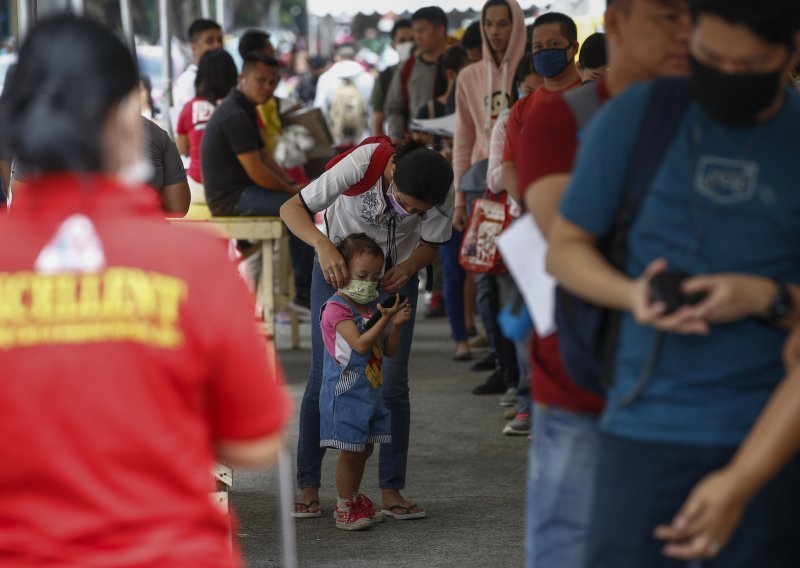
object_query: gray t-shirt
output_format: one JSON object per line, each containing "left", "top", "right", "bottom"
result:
{"left": 385, "top": 55, "right": 439, "bottom": 142}
{"left": 142, "top": 117, "right": 186, "bottom": 191}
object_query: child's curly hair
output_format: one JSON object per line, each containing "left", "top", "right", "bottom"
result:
{"left": 335, "top": 233, "right": 385, "bottom": 265}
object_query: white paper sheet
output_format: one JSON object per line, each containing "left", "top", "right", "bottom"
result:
{"left": 409, "top": 113, "right": 457, "bottom": 138}
{"left": 497, "top": 213, "right": 557, "bottom": 337}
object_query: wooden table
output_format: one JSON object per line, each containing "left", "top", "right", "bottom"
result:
{"left": 170, "top": 215, "right": 300, "bottom": 347}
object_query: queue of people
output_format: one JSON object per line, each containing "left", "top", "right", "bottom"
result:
{"left": 1, "top": 0, "right": 800, "bottom": 566}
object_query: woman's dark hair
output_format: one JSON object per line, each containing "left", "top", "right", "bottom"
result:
{"left": 238, "top": 29, "right": 271, "bottom": 59}
{"left": 691, "top": 0, "right": 800, "bottom": 48}
{"left": 139, "top": 75, "right": 158, "bottom": 117}
{"left": 0, "top": 14, "right": 138, "bottom": 173}
{"left": 391, "top": 19, "right": 413, "bottom": 41}
{"left": 393, "top": 139, "right": 454, "bottom": 206}
{"left": 515, "top": 52, "right": 536, "bottom": 82}
{"left": 433, "top": 45, "right": 469, "bottom": 97}
{"left": 195, "top": 49, "right": 238, "bottom": 102}
{"left": 336, "top": 233, "right": 385, "bottom": 264}
{"left": 461, "top": 21, "right": 483, "bottom": 50}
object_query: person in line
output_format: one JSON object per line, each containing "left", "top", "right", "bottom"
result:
{"left": 201, "top": 51, "right": 314, "bottom": 313}
{"left": 280, "top": 138, "right": 453, "bottom": 520}
{"left": 461, "top": 21, "right": 484, "bottom": 64}
{"left": 176, "top": 48, "right": 238, "bottom": 203}
{"left": 385, "top": 7, "right": 450, "bottom": 142}
{"left": 415, "top": 45, "right": 473, "bottom": 361}
{"left": 485, "top": 54, "right": 542, "bottom": 436}
{"left": 576, "top": 32, "right": 607, "bottom": 82}
{"left": 546, "top": 0, "right": 800, "bottom": 565}
{"left": 500, "top": 12, "right": 582, "bottom": 201}
{"left": 453, "top": 0, "right": 527, "bottom": 396}
{"left": 0, "top": 15, "right": 291, "bottom": 566}
{"left": 318, "top": 233, "right": 413, "bottom": 530}
{"left": 142, "top": 116, "right": 190, "bottom": 216}
{"left": 173, "top": 18, "right": 223, "bottom": 116}
{"left": 371, "top": 19, "right": 414, "bottom": 136}
{"left": 518, "top": 0, "right": 690, "bottom": 563}
{"left": 313, "top": 44, "right": 374, "bottom": 146}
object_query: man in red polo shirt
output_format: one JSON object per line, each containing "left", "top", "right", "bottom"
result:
{"left": 499, "top": 12, "right": 582, "bottom": 200}
{"left": 516, "top": 0, "right": 690, "bottom": 566}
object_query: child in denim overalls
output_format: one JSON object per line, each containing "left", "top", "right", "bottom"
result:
{"left": 319, "top": 233, "right": 412, "bottom": 531}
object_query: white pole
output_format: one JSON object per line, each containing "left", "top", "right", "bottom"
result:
{"left": 158, "top": 0, "right": 174, "bottom": 136}
{"left": 215, "top": 0, "right": 224, "bottom": 29}
{"left": 72, "top": 0, "right": 84, "bottom": 16}
{"left": 201, "top": 0, "right": 210, "bottom": 19}
{"left": 17, "top": 0, "right": 30, "bottom": 41}
{"left": 120, "top": 0, "right": 134, "bottom": 50}
{"left": 277, "top": 448, "right": 298, "bottom": 568}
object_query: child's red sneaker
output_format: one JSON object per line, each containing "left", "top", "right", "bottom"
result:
{"left": 334, "top": 499, "right": 372, "bottom": 531}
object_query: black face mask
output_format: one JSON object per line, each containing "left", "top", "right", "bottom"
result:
{"left": 690, "top": 55, "right": 784, "bottom": 126}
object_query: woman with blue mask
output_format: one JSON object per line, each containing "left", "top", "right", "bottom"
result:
{"left": 280, "top": 138, "right": 453, "bottom": 520}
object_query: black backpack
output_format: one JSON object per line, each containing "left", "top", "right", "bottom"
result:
{"left": 554, "top": 77, "right": 693, "bottom": 396}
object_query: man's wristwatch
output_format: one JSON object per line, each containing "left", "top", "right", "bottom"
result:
{"left": 764, "top": 280, "right": 794, "bottom": 323}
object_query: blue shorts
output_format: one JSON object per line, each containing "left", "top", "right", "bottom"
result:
{"left": 320, "top": 366, "right": 392, "bottom": 452}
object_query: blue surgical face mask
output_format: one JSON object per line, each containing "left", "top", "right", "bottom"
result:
{"left": 532, "top": 48, "right": 570, "bottom": 79}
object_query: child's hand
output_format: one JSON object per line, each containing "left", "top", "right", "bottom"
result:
{"left": 391, "top": 302, "right": 413, "bottom": 327}
{"left": 377, "top": 294, "right": 404, "bottom": 320}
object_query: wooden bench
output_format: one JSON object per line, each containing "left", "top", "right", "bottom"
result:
{"left": 171, "top": 206, "right": 300, "bottom": 348}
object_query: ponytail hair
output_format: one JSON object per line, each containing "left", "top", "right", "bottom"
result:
{"left": 0, "top": 14, "right": 138, "bottom": 174}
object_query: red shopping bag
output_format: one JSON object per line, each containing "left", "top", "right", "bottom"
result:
{"left": 459, "top": 190, "right": 511, "bottom": 274}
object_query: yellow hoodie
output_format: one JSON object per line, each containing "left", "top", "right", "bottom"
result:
{"left": 453, "top": 0, "right": 527, "bottom": 190}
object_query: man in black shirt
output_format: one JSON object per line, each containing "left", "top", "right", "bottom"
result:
{"left": 201, "top": 52, "right": 313, "bottom": 312}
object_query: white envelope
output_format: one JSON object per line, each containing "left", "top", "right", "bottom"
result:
{"left": 497, "top": 213, "right": 557, "bottom": 337}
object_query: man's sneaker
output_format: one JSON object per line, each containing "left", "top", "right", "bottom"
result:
{"left": 502, "top": 412, "right": 531, "bottom": 436}
{"left": 355, "top": 493, "right": 384, "bottom": 523}
{"left": 499, "top": 388, "right": 517, "bottom": 407}
{"left": 289, "top": 296, "right": 312, "bottom": 321}
{"left": 334, "top": 500, "right": 372, "bottom": 531}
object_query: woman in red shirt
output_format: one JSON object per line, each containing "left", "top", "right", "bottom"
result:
{"left": 0, "top": 15, "right": 290, "bottom": 567}
{"left": 176, "top": 49, "right": 238, "bottom": 192}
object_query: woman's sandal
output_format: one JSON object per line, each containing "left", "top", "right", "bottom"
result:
{"left": 291, "top": 499, "right": 323, "bottom": 518}
{"left": 380, "top": 504, "right": 427, "bottom": 520}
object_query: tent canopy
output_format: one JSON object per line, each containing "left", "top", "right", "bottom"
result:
{"left": 307, "top": 0, "right": 491, "bottom": 17}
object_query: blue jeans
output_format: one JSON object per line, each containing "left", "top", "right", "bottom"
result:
{"left": 527, "top": 404, "right": 600, "bottom": 568}
{"left": 585, "top": 434, "right": 800, "bottom": 568}
{"left": 233, "top": 184, "right": 314, "bottom": 301}
{"left": 296, "top": 258, "right": 420, "bottom": 489}
{"left": 440, "top": 229, "right": 468, "bottom": 342}
{"left": 498, "top": 272, "right": 532, "bottom": 413}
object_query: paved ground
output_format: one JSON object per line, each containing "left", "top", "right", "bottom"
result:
{"left": 231, "top": 315, "right": 529, "bottom": 568}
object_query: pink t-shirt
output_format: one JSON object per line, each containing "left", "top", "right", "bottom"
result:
{"left": 321, "top": 301, "right": 375, "bottom": 366}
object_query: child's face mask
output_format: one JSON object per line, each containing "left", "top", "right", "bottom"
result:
{"left": 341, "top": 279, "right": 380, "bottom": 304}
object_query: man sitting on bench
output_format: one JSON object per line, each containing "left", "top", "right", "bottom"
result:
{"left": 201, "top": 51, "right": 313, "bottom": 315}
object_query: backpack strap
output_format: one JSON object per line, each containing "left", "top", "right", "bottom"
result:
{"left": 563, "top": 83, "right": 603, "bottom": 135}
{"left": 324, "top": 135, "right": 396, "bottom": 197}
{"left": 400, "top": 55, "right": 416, "bottom": 118}
{"left": 605, "top": 77, "right": 692, "bottom": 268}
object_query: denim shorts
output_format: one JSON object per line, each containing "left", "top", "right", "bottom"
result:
{"left": 320, "top": 363, "right": 392, "bottom": 453}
